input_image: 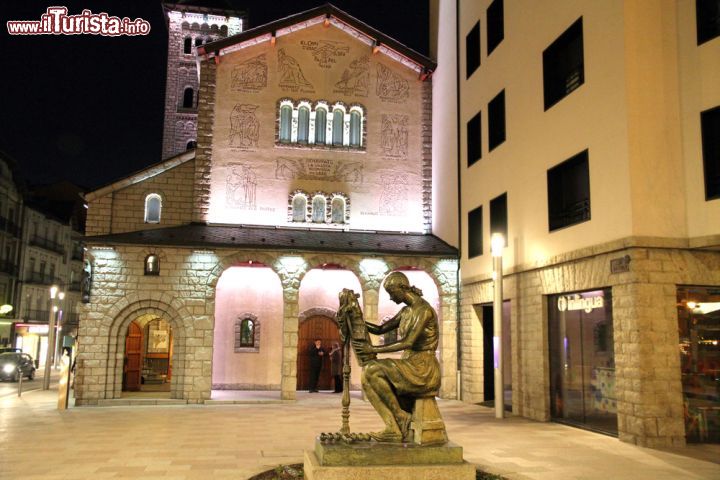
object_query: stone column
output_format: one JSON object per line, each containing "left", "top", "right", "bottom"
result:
{"left": 613, "top": 252, "right": 685, "bottom": 447}
{"left": 438, "top": 288, "right": 458, "bottom": 399}
{"left": 276, "top": 258, "right": 306, "bottom": 401}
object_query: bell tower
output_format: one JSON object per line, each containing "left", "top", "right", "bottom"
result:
{"left": 161, "top": 2, "right": 245, "bottom": 159}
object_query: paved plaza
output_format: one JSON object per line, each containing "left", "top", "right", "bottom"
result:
{"left": 1, "top": 383, "right": 718, "bottom": 480}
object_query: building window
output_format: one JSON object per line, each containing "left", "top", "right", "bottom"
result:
{"left": 234, "top": 313, "right": 260, "bottom": 352}
{"left": 701, "top": 105, "right": 720, "bottom": 200}
{"left": 239, "top": 318, "right": 254, "bottom": 347}
{"left": 547, "top": 150, "right": 591, "bottom": 231}
{"left": 277, "top": 101, "right": 363, "bottom": 149}
{"left": 332, "top": 108, "right": 344, "bottom": 146}
{"left": 543, "top": 17, "right": 584, "bottom": 110}
{"left": 349, "top": 110, "right": 361, "bottom": 147}
{"left": 468, "top": 205, "right": 483, "bottom": 258}
{"left": 279, "top": 105, "right": 292, "bottom": 143}
{"left": 490, "top": 192, "right": 508, "bottom": 241}
{"left": 297, "top": 106, "right": 310, "bottom": 143}
{"left": 466, "top": 21, "right": 480, "bottom": 78}
{"left": 488, "top": 89, "right": 506, "bottom": 151}
{"left": 292, "top": 194, "right": 307, "bottom": 222}
{"left": 312, "top": 195, "right": 327, "bottom": 223}
{"left": 467, "top": 111, "right": 482, "bottom": 166}
{"left": 331, "top": 196, "right": 346, "bottom": 224}
{"left": 487, "top": 0, "right": 504, "bottom": 55}
{"left": 183, "top": 37, "right": 192, "bottom": 54}
{"left": 186, "top": 140, "right": 197, "bottom": 150}
{"left": 194, "top": 37, "right": 203, "bottom": 47}
{"left": 144, "top": 254, "right": 159, "bottom": 276}
{"left": 144, "top": 193, "right": 162, "bottom": 223}
{"left": 697, "top": 0, "right": 720, "bottom": 45}
{"left": 182, "top": 88, "right": 194, "bottom": 109}
{"left": 315, "top": 107, "right": 327, "bottom": 144}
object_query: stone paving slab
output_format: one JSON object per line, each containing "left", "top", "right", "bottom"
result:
{"left": 0, "top": 388, "right": 718, "bottom": 480}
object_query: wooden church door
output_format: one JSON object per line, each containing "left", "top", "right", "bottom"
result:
{"left": 123, "top": 321, "right": 143, "bottom": 391}
{"left": 296, "top": 315, "right": 340, "bottom": 391}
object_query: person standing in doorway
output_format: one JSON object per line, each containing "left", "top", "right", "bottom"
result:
{"left": 308, "top": 338, "right": 325, "bottom": 392}
{"left": 329, "top": 341, "right": 343, "bottom": 393}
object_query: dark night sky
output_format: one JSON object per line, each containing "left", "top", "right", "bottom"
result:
{"left": 0, "top": 1, "right": 429, "bottom": 190}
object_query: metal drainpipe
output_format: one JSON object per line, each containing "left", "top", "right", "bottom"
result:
{"left": 454, "top": 0, "right": 463, "bottom": 402}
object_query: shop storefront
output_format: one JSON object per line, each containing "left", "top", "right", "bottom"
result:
{"left": 549, "top": 288, "right": 616, "bottom": 435}
{"left": 678, "top": 286, "right": 720, "bottom": 443}
{"left": 13, "top": 323, "right": 50, "bottom": 366}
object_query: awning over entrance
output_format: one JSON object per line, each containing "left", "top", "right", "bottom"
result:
{"left": 85, "top": 223, "right": 458, "bottom": 257}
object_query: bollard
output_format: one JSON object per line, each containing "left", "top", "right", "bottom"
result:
{"left": 17, "top": 371, "right": 23, "bottom": 397}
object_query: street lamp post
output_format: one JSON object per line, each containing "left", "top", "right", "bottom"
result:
{"left": 54, "top": 292, "right": 65, "bottom": 368}
{"left": 491, "top": 233, "right": 505, "bottom": 419}
{"left": 43, "top": 285, "right": 59, "bottom": 390}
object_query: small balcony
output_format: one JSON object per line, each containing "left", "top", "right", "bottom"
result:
{"left": 26, "top": 271, "right": 62, "bottom": 286}
{"left": 63, "top": 312, "right": 79, "bottom": 325}
{"left": 0, "top": 216, "right": 21, "bottom": 237}
{"left": 24, "top": 309, "right": 50, "bottom": 322}
{"left": 29, "top": 235, "right": 65, "bottom": 256}
{"left": 0, "top": 259, "right": 17, "bottom": 276}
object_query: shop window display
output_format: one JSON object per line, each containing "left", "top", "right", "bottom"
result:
{"left": 678, "top": 286, "right": 720, "bottom": 443}
{"left": 549, "top": 288, "right": 616, "bottom": 435}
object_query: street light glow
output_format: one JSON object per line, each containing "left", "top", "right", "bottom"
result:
{"left": 50, "top": 285, "right": 59, "bottom": 299}
{"left": 491, "top": 233, "right": 505, "bottom": 257}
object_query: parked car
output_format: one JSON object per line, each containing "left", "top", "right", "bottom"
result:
{"left": 0, "top": 352, "right": 36, "bottom": 381}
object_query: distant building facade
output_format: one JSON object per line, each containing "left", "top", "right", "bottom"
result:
{"left": 0, "top": 152, "right": 85, "bottom": 366}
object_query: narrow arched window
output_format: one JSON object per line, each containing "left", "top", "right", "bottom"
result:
{"left": 292, "top": 195, "right": 307, "bottom": 222}
{"left": 279, "top": 105, "right": 292, "bottom": 143}
{"left": 144, "top": 254, "right": 159, "bottom": 276}
{"left": 239, "top": 318, "right": 254, "bottom": 347}
{"left": 183, "top": 37, "right": 192, "bottom": 54}
{"left": 312, "top": 195, "right": 326, "bottom": 223}
{"left": 331, "top": 197, "right": 345, "bottom": 223}
{"left": 349, "top": 111, "right": 361, "bottom": 147}
{"left": 297, "top": 106, "right": 310, "bottom": 143}
{"left": 195, "top": 37, "right": 203, "bottom": 47}
{"left": 183, "top": 88, "right": 194, "bottom": 108}
{"left": 332, "top": 109, "right": 344, "bottom": 146}
{"left": 186, "top": 140, "right": 197, "bottom": 150}
{"left": 315, "top": 108, "right": 327, "bottom": 144}
{"left": 144, "top": 194, "right": 162, "bottom": 223}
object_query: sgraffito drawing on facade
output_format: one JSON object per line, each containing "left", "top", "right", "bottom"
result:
{"left": 301, "top": 39, "right": 349, "bottom": 68}
{"left": 278, "top": 48, "right": 314, "bottom": 93}
{"left": 226, "top": 163, "right": 258, "bottom": 209}
{"left": 378, "top": 171, "right": 409, "bottom": 215}
{"left": 376, "top": 63, "right": 409, "bottom": 102}
{"left": 381, "top": 114, "right": 409, "bottom": 158}
{"left": 231, "top": 54, "right": 268, "bottom": 93}
{"left": 229, "top": 104, "right": 260, "bottom": 148}
{"left": 275, "top": 157, "right": 363, "bottom": 184}
{"left": 333, "top": 55, "right": 369, "bottom": 96}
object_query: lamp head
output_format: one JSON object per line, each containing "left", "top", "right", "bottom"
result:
{"left": 58, "top": 292, "right": 65, "bottom": 301}
{"left": 491, "top": 233, "right": 506, "bottom": 257}
{"left": 50, "top": 285, "right": 59, "bottom": 299}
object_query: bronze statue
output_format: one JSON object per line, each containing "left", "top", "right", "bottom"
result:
{"left": 347, "top": 272, "right": 442, "bottom": 443}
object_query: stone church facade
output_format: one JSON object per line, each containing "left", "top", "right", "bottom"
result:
{"left": 75, "top": 4, "right": 458, "bottom": 405}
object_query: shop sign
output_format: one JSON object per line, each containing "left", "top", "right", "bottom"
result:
{"left": 28, "top": 325, "right": 49, "bottom": 334}
{"left": 557, "top": 294, "right": 604, "bottom": 313}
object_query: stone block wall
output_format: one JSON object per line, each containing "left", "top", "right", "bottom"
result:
{"left": 84, "top": 160, "right": 196, "bottom": 237}
{"left": 76, "top": 246, "right": 459, "bottom": 404}
{"left": 459, "top": 238, "right": 720, "bottom": 447}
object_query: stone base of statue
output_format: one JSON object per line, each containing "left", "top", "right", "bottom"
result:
{"left": 304, "top": 440, "right": 475, "bottom": 480}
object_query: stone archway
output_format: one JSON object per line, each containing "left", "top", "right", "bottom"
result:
{"left": 106, "top": 300, "right": 188, "bottom": 400}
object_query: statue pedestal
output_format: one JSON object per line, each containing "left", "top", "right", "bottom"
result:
{"left": 304, "top": 440, "right": 475, "bottom": 480}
